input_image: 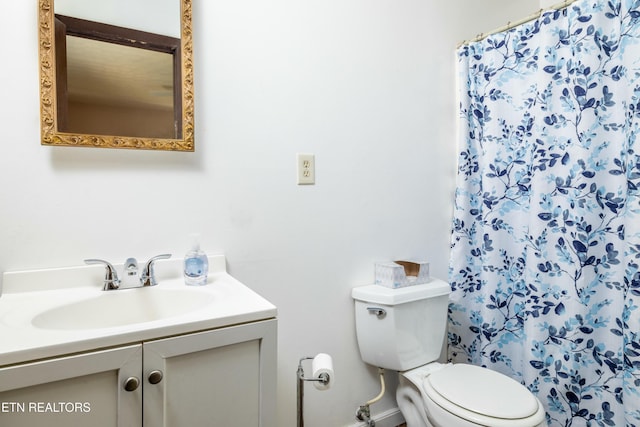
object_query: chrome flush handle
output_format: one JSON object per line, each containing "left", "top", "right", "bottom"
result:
{"left": 367, "top": 307, "right": 387, "bottom": 318}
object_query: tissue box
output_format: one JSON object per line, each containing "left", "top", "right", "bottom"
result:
{"left": 375, "top": 261, "right": 430, "bottom": 288}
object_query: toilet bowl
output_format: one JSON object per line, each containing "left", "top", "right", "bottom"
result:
{"left": 398, "top": 363, "right": 546, "bottom": 427}
{"left": 352, "top": 280, "right": 547, "bottom": 427}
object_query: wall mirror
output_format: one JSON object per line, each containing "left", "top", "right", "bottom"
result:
{"left": 38, "top": 0, "right": 194, "bottom": 151}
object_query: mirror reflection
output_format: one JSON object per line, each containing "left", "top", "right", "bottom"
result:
{"left": 38, "top": 0, "right": 194, "bottom": 151}
{"left": 57, "top": 15, "right": 181, "bottom": 139}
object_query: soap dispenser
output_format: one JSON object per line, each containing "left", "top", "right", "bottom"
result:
{"left": 183, "top": 234, "right": 209, "bottom": 286}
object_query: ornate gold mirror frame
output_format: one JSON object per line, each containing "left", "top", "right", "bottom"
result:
{"left": 37, "top": 0, "right": 194, "bottom": 151}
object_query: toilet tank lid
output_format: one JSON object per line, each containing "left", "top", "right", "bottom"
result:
{"left": 351, "top": 279, "right": 450, "bottom": 305}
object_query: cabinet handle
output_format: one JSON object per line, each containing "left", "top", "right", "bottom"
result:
{"left": 148, "top": 370, "right": 164, "bottom": 385}
{"left": 123, "top": 377, "right": 140, "bottom": 392}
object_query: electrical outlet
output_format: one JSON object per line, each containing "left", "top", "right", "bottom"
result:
{"left": 297, "top": 153, "right": 315, "bottom": 185}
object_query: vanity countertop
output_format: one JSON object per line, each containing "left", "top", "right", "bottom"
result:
{"left": 0, "top": 255, "right": 276, "bottom": 367}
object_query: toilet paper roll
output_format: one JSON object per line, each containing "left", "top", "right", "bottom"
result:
{"left": 312, "top": 353, "right": 334, "bottom": 390}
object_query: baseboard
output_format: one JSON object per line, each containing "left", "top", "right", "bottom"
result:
{"left": 346, "top": 407, "right": 405, "bottom": 427}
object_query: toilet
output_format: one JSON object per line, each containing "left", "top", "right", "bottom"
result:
{"left": 352, "top": 279, "right": 547, "bottom": 427}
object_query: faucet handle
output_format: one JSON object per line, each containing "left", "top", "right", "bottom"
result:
{"left": 141, "top": 254, "right": 172, "bottom": 287}
{"left": 85, "top": 259, "right": 120, "bottom": 290}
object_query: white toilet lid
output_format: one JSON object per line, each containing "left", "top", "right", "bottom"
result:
{"left": 425, "top": 364, "right": 540, "bottom": 420}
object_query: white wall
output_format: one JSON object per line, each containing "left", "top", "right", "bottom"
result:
{"left": 541, "top": 0, "right": 560, "bottom": 8}
{"left": 1, "top": 1, "right": 535, "bottom": 426}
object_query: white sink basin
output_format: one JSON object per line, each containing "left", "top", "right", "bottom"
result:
{"left": 32, "top": 288, "right": 215, "bottom": 330}
{"left": 0, "top": 255, "right": 277, "bottom": 367}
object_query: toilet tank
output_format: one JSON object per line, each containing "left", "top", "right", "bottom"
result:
{"left": 352, "top": 279, "right": 451, "bottom": 371}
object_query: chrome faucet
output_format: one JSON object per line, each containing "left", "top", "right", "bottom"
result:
{"left": 85, "top": 254, "right": 172, "bottom": 290}
{"left": 141, "top": 254, "right": 172, "bottom": 287}
{"left": 85, "top": 259, "right": 120, "bottom": 290}
{"left": 123, "top": 257, "right": 140, "bottom": 287}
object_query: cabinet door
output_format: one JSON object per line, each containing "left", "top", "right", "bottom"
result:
{"left": 0, "top": 344, "right": 142, "bottom": 427}
{"left": 143, "top": 319, "right": 276, "bottom": 427}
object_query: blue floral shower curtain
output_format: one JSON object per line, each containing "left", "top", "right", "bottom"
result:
{"left": 448, "top": 1, "right": 640, "bottom": 426}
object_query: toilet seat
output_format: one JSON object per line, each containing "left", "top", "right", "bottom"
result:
{"left": 420, "top": 364, "right": 545, "bottom": 426}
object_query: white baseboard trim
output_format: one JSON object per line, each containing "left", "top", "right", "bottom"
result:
{"left": 346, "top": 407, "right": 405, "bottom": 427}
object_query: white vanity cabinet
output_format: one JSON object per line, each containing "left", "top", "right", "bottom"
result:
{"left": 144, "top": 319, "right": 276, "bottom": 427}
{"left": 0, "top": 344, "right": 142, "bottom": 427}
{"left": 0, "top": 319, "right": 277, "bottom": 427}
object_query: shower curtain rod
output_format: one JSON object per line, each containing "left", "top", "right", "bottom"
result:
{"left": 456, "top": 0, "right": 578, "bottom": 48}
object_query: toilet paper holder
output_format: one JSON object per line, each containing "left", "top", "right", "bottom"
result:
{"left": 297, "top": 354, "right": 333, "bottom": 427}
